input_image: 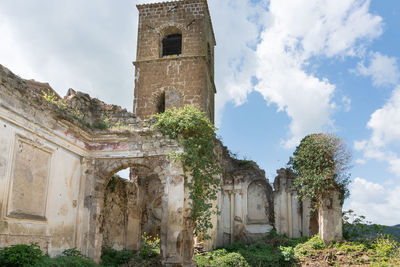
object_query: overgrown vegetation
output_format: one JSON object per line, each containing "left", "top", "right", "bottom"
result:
{"left": 101, "top": 234, "right": 160, "bottom": 267}
{"left": 288, "top": 133, "right": 352, "bottom": 208}
{"left": 139, "top": 233, "right": 160, "bottom": 259}
{"left": 195, "top": 231, "right": 307, "bottom": 267}
{"left": 151, "top": 106, "right": 222, "bottom": 237}
{"left": 1, "top": 215, "right": 399, "bottom": 266}
{"left": 101, "top": 246, "right": 135, "bottom": 267}
{"left": 195, "top": 211, "right": 400, "bottom": 267}
{"left": 0, "top": 244, "right": 98, "bottom": 267}
{"left": 343, "top": 209, "right": 387, "bottom": 241}
{"left": 41, "top": 90, "right": 129, "bottom": 131}
{"left": 0, "top": 243, "right": 43, "bottom": 266}
{"left": 195, "top": 231, "right": 400, "bottom": 266}
{"left": 0, "top": 237, "right": 160, "bottom": 267}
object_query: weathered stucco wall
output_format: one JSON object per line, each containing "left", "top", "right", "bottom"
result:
{"left": 0, "top": 64, "right": 195, "bottom": 266}
{"left": 0, "top": 118, "right": 83, "bottom": 255}
{"left": 273, "top": 168, "right": 314, "bottom": 238}
{"left": 318, "top": 191, "right": 343, "bottom": 243}
{"left": 212, "top": 143, "right": 274, "bottom": 248}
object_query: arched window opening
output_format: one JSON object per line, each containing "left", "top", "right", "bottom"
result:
{"left": 156, "top": 91, "right": 166, "bottom": 113}
{"left": 162, "top": 34, "right": 182, "bottom": 56}
{"left": 101, "top": 165, "right": 164, "bottom": 253}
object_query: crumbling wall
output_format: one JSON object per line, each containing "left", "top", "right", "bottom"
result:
{"left": 213, "top": 143, "right": 274, "bottom": 248}
{"left": 101, "top": 166, "right": 165, "bottom": 252}
{"left": 0, "top": 64, "right": 194, "bottom": 266}
{"left": 273, "top": 168, "right": 314, "bottom": 238}
{"left": 0, "top": 65, "right": 86, "bottom": 256}
{"left": 318, "top": 191, "right": 343, "bottom": 243}
{"left": 62, "top": 89, "right": 140, "bottom": 130}
{"left": 101, "top": 176, "right": 140, "bottom": 250}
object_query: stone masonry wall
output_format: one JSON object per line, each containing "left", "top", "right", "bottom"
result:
{"left": 134, "top": 0, "right": 216, "bottom": 122}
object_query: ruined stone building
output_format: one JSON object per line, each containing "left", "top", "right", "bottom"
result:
{"left": 0, "top": 0, "right": 342, "bottom": 266}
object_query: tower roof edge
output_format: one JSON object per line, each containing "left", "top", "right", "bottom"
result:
{"left": 136, "top": 0, "right": 216, "bottom": 45}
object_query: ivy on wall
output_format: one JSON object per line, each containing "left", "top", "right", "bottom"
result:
{"left": 152, "top": 106, "right": 221, "bottom": 237}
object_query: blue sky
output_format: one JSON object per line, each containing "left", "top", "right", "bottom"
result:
{"left": 0, "top": 0, "right": 399, "bottom": 225}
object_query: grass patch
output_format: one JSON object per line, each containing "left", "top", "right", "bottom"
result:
{"left": 195, "top": 231, "right": 400, "bottom": 267}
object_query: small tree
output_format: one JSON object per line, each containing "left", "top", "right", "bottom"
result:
{"left": 288, "top": 133, "right": 351, "bottom": 208}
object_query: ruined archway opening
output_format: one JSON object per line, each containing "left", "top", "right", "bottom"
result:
{"left": 100, "top": 166, "right": 164, "bottom": 265}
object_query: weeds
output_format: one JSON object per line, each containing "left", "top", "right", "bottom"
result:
{"left": 139, "top": 233, "right": 160, "bottom": 259}
{"left": 42, "top": 90, "right": 57, "bottom": 103}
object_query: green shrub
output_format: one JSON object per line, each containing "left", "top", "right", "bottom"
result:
{"left": 101, "top": 246, "right": 135, "bottom": 267}
{"left": 209, "top": 248, "right": 228, "bottom": 257}
{"left": 307, "top": 235, "right": 326, "bottom": 249}
{"left": 38, "top": 255, "right": 98, "bottom": 267}
{"left": 194, "top": 254, "right": 211, "bottom": 267}
{"left": 294, "top": 235, "right": 325, "bottom": 258}
{"left": 279, "top": 246, "right": 295, "bottom": 262}
{"left": 210, "top": 241, "right": 293, "bottom": 266}
{"left": 61, "top": 247, "right": 86, "bottom": 258}
{"left": 374, "top": 235, "right": 400, "bottom": 258}
{"left": 0, "top": 243, "right": 43, "bottom": 267}
{"left": 210, "top": 252, "right": 250, "bottom": 267}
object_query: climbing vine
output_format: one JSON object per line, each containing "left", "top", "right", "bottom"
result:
{"left": 152, "top": 106, "right": 221, "bottom": 237}
{"left": 288, "top": 133, "right": 351, "bottom": 208}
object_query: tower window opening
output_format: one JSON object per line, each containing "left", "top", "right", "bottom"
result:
{"left": 162, "top": 34, "right": 182, "bottom": 56}
{"left": 157, "top": 91, "right": 166, "bottom": 113}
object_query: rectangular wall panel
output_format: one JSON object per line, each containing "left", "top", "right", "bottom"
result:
{"left": 8, "top": 139, "right": 51, "bottom": 220}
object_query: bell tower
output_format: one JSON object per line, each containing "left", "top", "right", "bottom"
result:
{"left": 133, "top": 0, "right": 216, "bottom": 122}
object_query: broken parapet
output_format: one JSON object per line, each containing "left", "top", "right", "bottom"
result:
{"left": 62, "top": 89, "right": 142, "bottom": 131}
{"left": 0, "top": 64, "right": 142, "bottom": 133}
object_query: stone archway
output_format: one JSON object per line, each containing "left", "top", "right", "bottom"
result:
{"left": 80, "top": 155, "right": 194, "bottom": 266}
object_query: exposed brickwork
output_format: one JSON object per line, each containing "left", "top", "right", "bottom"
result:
{"left": 133, "top": 0, "right": 216, "bottom": 122}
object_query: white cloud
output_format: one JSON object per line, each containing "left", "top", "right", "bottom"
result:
{"left": 0, "top": 0, "right": 265, "bottom": 120}
{"left": 346, "top": 177, "right": 400, "bottom": 225}
{"left": 367, "top": 85, "right": 400, "bottom": 147}
{"left": 355, "top": 158, "right": 366, "bottom": 165}
{"left": 355, "top": 52, "right": 400, "bottom": 87}
{"left": 389, "top": 157, "right": 400, "bottom": 177}
{"left": 0, "top": 0, "right": 138, "bottom": 111}
{"left": 0, "top": 0, "right": 384, "bottom": 148}
{"left": 342, "top": 96, "right": 352, "bottom": 112}
{"left": 355, "top": 86, "right": 400, "bottom": 177}
{"left": 254, "top": 0, "right": 382, "bottom": 148}
{"left": 208, "top": 0, "right": 267, "bottom": 122}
